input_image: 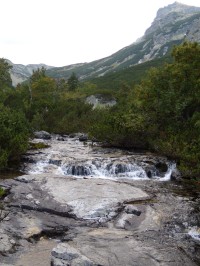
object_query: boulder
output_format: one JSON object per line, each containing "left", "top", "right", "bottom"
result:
{"left": 79, "top": 134, "right": 88, "bottom": 142}
{"left": 171, "top": 168, "right": 182, "bottom": 181}
{"left": 155, "top": 162, "right": 168, "bottom": 173}
{"left": 143, "top": 165, "right": 157, "bottom": 178}
{"left": 34, "top": 131, "right": 51, "bottom": 140}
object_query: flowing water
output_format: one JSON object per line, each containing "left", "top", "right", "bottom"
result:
{"left": 22, "top": 135, "right": 200, "bottom": 243}
{"left": 22, "top": 135, "right": 175, "bottom": 181}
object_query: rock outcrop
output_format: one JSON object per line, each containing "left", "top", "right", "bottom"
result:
{"left": 0, "top": 136, "right": 199, "bottom": 265}
{"left": 0, "top": 173, "right": 199, "bottom": 265}
{"left": 34, "top": 131, "right": 52, "bottom": 140}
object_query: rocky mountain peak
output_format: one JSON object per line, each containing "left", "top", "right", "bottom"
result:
{"left": 156, "top": 2, "right": 200, "bottom": 19}
{"left": 145, "top": 2, "right": 200, "bottom": 36}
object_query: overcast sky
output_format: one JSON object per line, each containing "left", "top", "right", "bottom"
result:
{"left": 0, "top": 0, "right": 200, "bottom": 66}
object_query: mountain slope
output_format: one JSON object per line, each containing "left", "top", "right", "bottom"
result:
{"left": 8, "top": 2, "right": 200, "bottom": 85}
{"left": 46, "top": 2, "right": 200, "bottom": 81}
{"left": 7, "top": 60, "right": 54, "bottom": 86}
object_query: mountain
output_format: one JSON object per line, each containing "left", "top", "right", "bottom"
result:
{"left": 46, "top": 2, "right": 200, "bottom": 81}
{"left": 7, "top": 60, "right": 54, "bottom": 86}
{"left": 9, "top": 2, "right": 200, "bottom": 85}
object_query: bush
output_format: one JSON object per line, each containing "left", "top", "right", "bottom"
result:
{"left": 0, "top": 104, "right": 29, "bottom": 168}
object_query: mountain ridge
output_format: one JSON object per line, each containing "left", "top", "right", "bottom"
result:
{"left": 8, "top": 1, "right": 200, "bottom": 85}
{"left": 45, "top": 1, "right": 200, "bottom": 80}
{"left": 6, "top": 60, "right": 54, "bottom": 86}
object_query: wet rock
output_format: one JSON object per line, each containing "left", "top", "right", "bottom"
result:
{"left": 155, "top": 162, "right": 168, "bottom": 173}
{"left": 125, "top": 205, "right": 141, "bottom": 216}
{"left": 171, "top": 168, "right": 182, "bottom": 181}
{"left": 143, "top": 165, "right": 157, "bottom": 178}
{"left": 69, "top": 133, "right": 76, "bottom": 138}
{"left": 49, "top": 159, "right": 62, "bottom": 166}
{"left": 21, "top": 156, "right": 36, "bottom": 163}
{"left": 56, "top": 136, "right": 65, "bottom": 141}
{"left": 113, "top": 163, "right": 128, "bottom": 174}
{"left": 69, "top": 133, "right": 83, "bottom": 139}
{"left": 51, "top": 243, "right": 98, "bottom": 266}
{"left": 63, "top": 164, "right": 92, "bottom": 176}
{"left": 79, "top": 134, "right": 88, "bottom": 142}
{"left": 34, "top": 131, "right": 51, "bottom": 140}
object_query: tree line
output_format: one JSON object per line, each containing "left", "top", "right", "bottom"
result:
{"left": 0, "top": 42, "right": 199, "bottom": 180}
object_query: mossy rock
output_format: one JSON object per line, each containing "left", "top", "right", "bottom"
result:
{"left": 29, "top": 142, "right": 50, "bottom": 150}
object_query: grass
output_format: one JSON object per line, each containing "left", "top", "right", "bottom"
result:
{"left": 0, "top": 187, "right": 6, "bottom": 198}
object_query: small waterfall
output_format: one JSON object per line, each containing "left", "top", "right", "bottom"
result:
{"left": 62, "top": 164, "right": 93, "bottom": 176}
{"left": 24, "top": 136, "right": 176, "bottom": 181}
{"left": 60, "top": 161, "right": 148, "bottom": 180}
{"left": 157, "top": 162, "right": 176, "bottom": 181}
{"left": 28, "top": 161, "right": 49, "bottom": 174}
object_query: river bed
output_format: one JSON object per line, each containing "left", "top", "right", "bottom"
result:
{"left": 0, "top": 134, "right": 200, "bottom": 266}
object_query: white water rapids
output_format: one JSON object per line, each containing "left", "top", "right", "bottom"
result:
{"left": 22, "top": 135, "right": 175, "bottom": 181}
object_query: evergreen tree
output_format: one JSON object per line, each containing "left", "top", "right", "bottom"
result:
{"left": 67, "top": 72, "right": 79, "bottom": 91}
{"left": 0, "top": 58, "right": 12, "bottom": 89}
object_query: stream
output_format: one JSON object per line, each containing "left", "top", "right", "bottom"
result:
{"left": 21, "top": 135, "right": 175, "bottom": 181}
{"left": 0, "top": 133, "right": 200, "bottom": 266}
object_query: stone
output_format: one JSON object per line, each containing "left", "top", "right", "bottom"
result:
{"left": 85, "top": 94, "right": 116, "bottom": 109}
{"left": 155, "top": 162, "right": 168, "bottom": 173}
{"left": 143, "top": 165, "right": 157, "bottom": 178}
{"left": 49, "top": 159, "right": 62, "bottom": 166}
{"left": 125, "top": 205, "right": 141, "bottom": 216}
{"left": 56, "top": 136, "right": 65, "bottom": 141}
{"left": 0, "top": 229, "right": 15, "bottom": 254}
{"left": 63, "top": 164, "right": 92, "bottom": 176}
{"left": 171, "top": 168, "right": 182, "bottom": 181}
{"left": 69, "top": 133, "right": 83, "bottom": 139}
{"left": 34, "top": 131, "right": 51, "bottom": 140}
{"left": 69, "top": 133, "right": 76, "bottom": 138}
{"left": 79, "top": 134, "right": 88, "bottom": 142}
{"left": 51, "top": 243, "right": 99, "bottom": 266}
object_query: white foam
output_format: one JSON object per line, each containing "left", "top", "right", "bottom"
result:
{"left": 188, "top": 227, "right": 200, "bottom": 241}
{"left": 25, "top": 137, "right": 175, "bottom": 181}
